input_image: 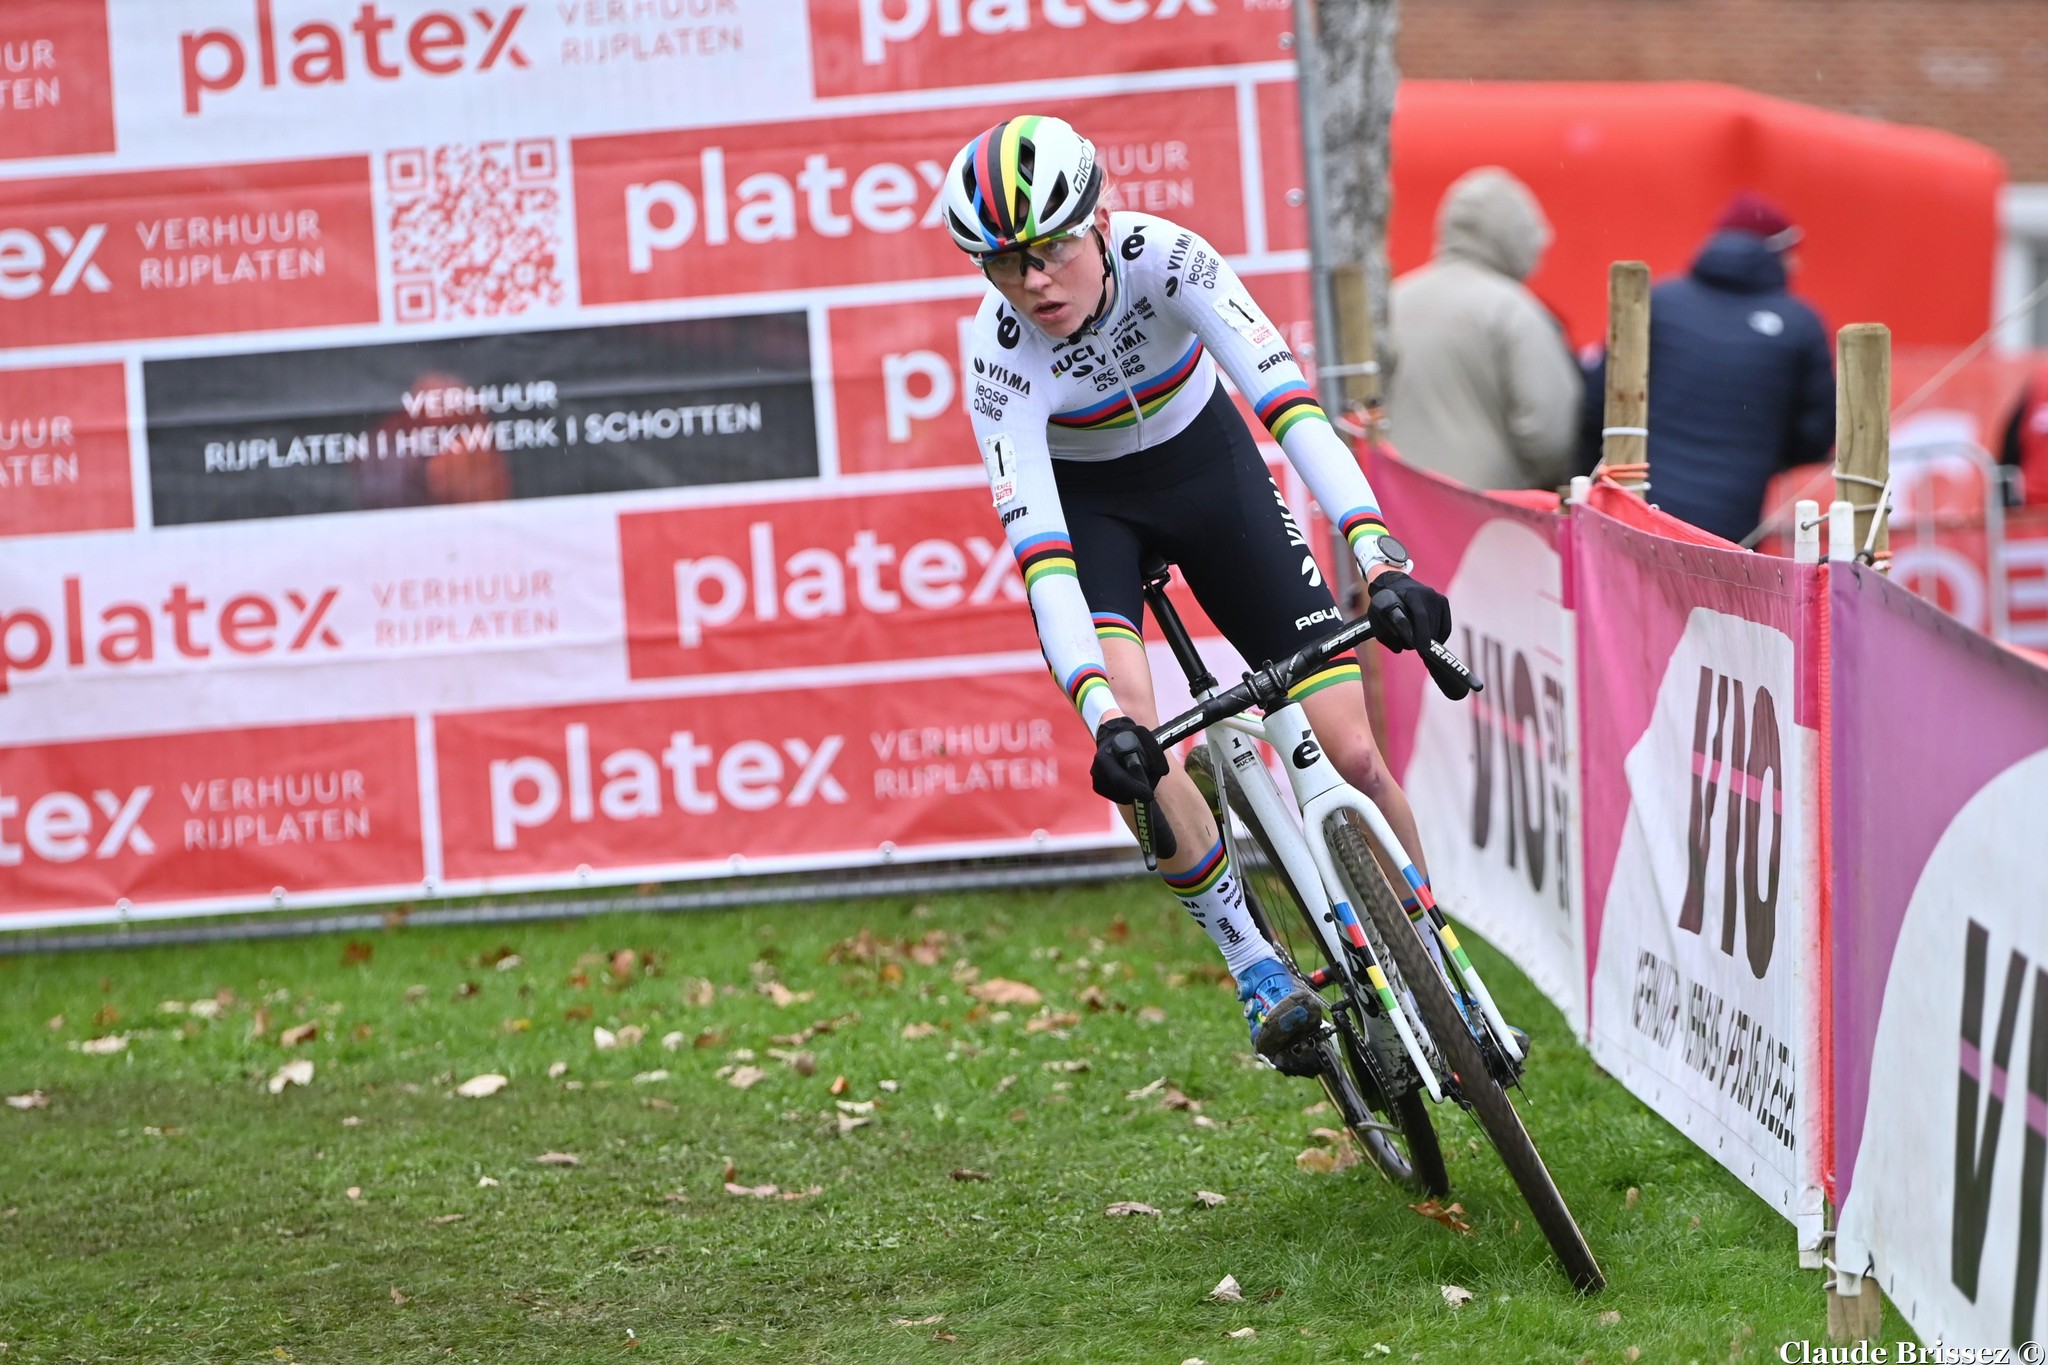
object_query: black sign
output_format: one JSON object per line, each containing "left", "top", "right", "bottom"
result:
{"left": 143, "top": 315, "right": 818, "bottom": 525}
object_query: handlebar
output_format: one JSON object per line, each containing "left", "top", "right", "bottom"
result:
{"left": 1129, "top": 613, "right": 1484, "bottom": 868}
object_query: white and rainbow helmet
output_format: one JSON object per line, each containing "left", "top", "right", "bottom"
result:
{"left": 941, "top": 115, "right": 1103, "bottom": 258}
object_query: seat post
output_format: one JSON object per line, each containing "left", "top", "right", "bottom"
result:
{"left": 1139, "top": 556, "right": 1218, "bottom": 696}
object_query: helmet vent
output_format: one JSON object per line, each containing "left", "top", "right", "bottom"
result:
{"left": 1042, "top": 172, "right": 1070, "bottom": 221}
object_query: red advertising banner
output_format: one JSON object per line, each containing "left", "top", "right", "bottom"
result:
{"left": 0, "top": 717, "right": 422, "bottom": 916}
{"left": 0, "top": 362, "right": 132, "bottom": 537}
{"left": 0, "top": 0, "right": 114, "bottom": 162}
{"left": 618, "top": 484, "right": 1040, "bottom": 683}
{"left": 805, "top": 0, "right": 1290, "bottom": 99}
{"left": 432, "top": 671, "right": 1102, "bottom": 881}
{"left": 573, "top": 88, "right": 1249, "bottom": 306}
{"left": 829, "top": 294, "right": 979, "bottom": 476}
{"left": 0, "top": 156, "right": 380, "bottom": 346}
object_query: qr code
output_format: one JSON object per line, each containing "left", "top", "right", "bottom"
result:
{"left": 385, "top": 140, "right": 568, "bottom": 323}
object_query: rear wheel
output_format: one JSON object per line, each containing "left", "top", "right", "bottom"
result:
{"left": 1327, "top": 816, "right": 1606, "bottom": 1294}
{"left": 1187, "top": 748, "right": 1446, "bottom": 1196}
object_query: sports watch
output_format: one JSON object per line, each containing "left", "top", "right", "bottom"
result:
{"left": 1367, "top": 534, "right": 1411, "bottom": 573}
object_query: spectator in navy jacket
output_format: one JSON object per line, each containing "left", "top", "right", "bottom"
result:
{"left": 1580, "top": 192, "right": 1836, "bottom": 544}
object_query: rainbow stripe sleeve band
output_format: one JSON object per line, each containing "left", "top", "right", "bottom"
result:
{"left": 1253, "top": 379, "right": 1330, "bottom": 443}
{"left": 1161, "top": 838, "right": 1229, "bottom": 897}
{"left": 1092, "top": 611, "right": 1143, "bottom": 647}
{"left": 1338, "top": 508, "right": 1392, "bottom": 556}
{"left": 1014, "top": 532, "right": 1077, "bottom": 591}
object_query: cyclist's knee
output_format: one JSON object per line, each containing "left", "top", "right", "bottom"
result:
{"left": 1327, "top": 732, "right": 1391, "bottom": 797}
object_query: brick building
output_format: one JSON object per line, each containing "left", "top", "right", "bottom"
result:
{"left": 1400, "top": 0, "right": 2048, "bottom": 345}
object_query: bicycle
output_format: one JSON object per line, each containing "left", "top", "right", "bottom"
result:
{"left": 1113, "top": 555, "right": 1605, "bottom": 1294}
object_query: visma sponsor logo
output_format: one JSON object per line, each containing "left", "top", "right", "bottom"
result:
{"left": 856, "top": 0, "right": 1219, "bottom": 65}
{"left": 178, "top": 1, "right": 530, "bottom": 115}
{"left": 487, "top": 722, "right": 844, "bottom": 849}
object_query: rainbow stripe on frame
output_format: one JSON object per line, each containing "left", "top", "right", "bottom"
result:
{"left": 1254, "top": 379, "right": 1328, "bottom": 442}
{"left": 1049, "top": 342, "right": 1204, "bottom": 430}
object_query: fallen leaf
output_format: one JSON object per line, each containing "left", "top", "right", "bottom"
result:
{"left": 993, "top": 1074, "right": 1017, "bottom": 1094}
{"left": 278, "top": 1022, "right": 319, "bottom": 1047}
{"left": 767, "top": 1048, "right": 817, "bottom": 1076}
{"left": 1194, "top": 1190, "right": 1227, "bottom": 1208}
{"left": 1624, "top": 1185, "right": 1641, "bottom": 1209}
{"left": 645, "top": 1097, "right": 677, "bottom": 1112}
{"left": 878, "top": 1079, "right": 899, "bottom": 1092}
{"left": 900, "top": 1022, "right": 941, "bottom": 1039}
{"left": 611, "top": 949, "right": 639, "bottom": 981}
{"left": 341, "top": 941, "right": 374, "bottom": 966}
{"left": 1226, "top": 1327, "right": 1256, "bottom": 1339}
{"left": 932, "top": 1331, "right": 959, "bottom": 1342}
{"left": 1042, "top": 1059, "right": 1089, "bottom": 1073}
{"left": 562, "top": 1004, "right": 594, "bottom": 1021}
{"left": 660, "top": 1031, "right": 685, "bottom": 1051}
{"left": 533, "top": 1152, "right": 580, "bottom": 1167}
{"left": 4, "top": 1092, "right": 49, "bottom": 1111}
{"left": 1006, "top": 1108, "right": 1029, "bottom": 1123}
{"left": 1126, "top": 1078, "right": 1166, "bottom": 1101}
{"left": 616, "top": 1025, "right": 646, "bottom": 1047}
{"left": 478, "top": 1176, "right": 500, "bottom": 1188}
{"left": 1310, "top": 1127, "right": 1348, "bottom": 1144}
{"left": 1159, "top": 1088, "right": 1200, "bottom": 1111}
{"left": 345, "top": 1186, "right": 362, "bottom": 1202}
{"left": 1180, "top": 1359, "right": 1207, "bottom": 1365}
{"left": 726, "top": 1065, "right": 767, "bottom": 1090}
{"left": 892, "top": 1314, "right": 944, "bottom": 1327}
{"left": 403, "top": 985, "right": 428, "bottom": 1004}
{"left": 45, "top": 1014, "right": 64, "bottom": 1031}
{"left": 1025, "top": 1010, "right": 1081, "bottom": 1034}
{"left": 1440, "top": 1284, "right": 1473, "bottom": 1309}
{"left": 79, "top": 1035, "right": 128, "bottom": 1056}
{"left": 455, "top": 1074, "right": 509, "bottom": 1099}
{"left": 1191, "top": 1115, "right": 1220, "bottom": 1129}
{"left": 1599, "top": 1310, "right": 1621, "bottom": 1327}
{"left": 493, "top": 954, "right": 523, "bottom": 972}
{"left": 593, "top": 1026, "right": 619, "bottom": 1051}
{"left": 632, "top": 1070, "right": 670, "bottom": 1085}
{"left": 836, "top": 1099, "right": 876, "bottom": 1115}
{"left": 342, "top": 1115, "right": 362, "bottom": 1127}
{"left": 188, "top": 999, "right": 223, "bottom": 1020}
{"left": 1624, "top": 1350, "right": 1642, "bottom": 1363}
{"left": 500, "top": 1018, "right": 530, "bottom": 1034}
{"left": 267, "top": 1059, "right": 314, "bottom": 1093}
{"left": 662, "top": 1191, "right": 690, "bottom": 1203}
{"left": 951, "top": 1168, "right": 990, "bottom": 1182}
{"left": 1296, "top": 1148, "right": 1337, "bottom": 1174}
{"left": 547, "top": 1062, "right": 568, "bottom": 1079}
{"left": 683, "top": 978, "right": 716, "bottom": 1007}
{"left": 427, "top": 1213, "right": 465, "bottom": 1225}
{"left": 757, "top": 981, "right": 815, "bottom": 1008}
{"left": 781, "top": 1186, "right": 822, "bottom": 1200}
{"left": 968, "top": 979, "right": 1043, "bottom": 1007}
{"left": 1207, "top": 1274, "right": 1242, "bottom": 1302}
{"left": 1103, "top": 1201, "right": 1160, "bottom": 1217}
{"left": 829, "top": 1075, "right": 849, "bottom": 1096}
{"left": 1138, "top": 1006, "right": 1167, "bottom": 1024}
{"left": 454, "top": 981, "right": 481, "bottom": 999}
{"left": 724, "top": 1182, "right": 780, "bottom": 1198}
{"left": 93, "top": 1004, "right": 118, "bottom": 1029}
{"left": 837, "top": 1114, "right": 872, "bottom": 1136}
{"left": 390, "top": 1286, "right": 409, "bottom": 1305}
{"left": 1301, "top": 1099, "right": 1333, "bottom": 1116}
{"left": 1408, "top": 1200, "right": 1473, "bottom": 1235}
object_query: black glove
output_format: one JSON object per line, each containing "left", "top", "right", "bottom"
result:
{"left": 1089, "top": 717, "right": 1168, "bottom": 804}
{"left": 1366, "top": 570, "right": 1452, "bottom": 654}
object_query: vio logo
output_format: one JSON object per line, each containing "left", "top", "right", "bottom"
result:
{"left": 1290, "top": 738, "right": 1321, "bottom": 770}
{"left": 1677, "top": 666, "right": 1782, "bottom": 979}
{"left": 1465, "top": 628, "right": 1569, "bottom": 908}
{"left": 1953, "top": 919, "right": 2048, "bottom": 1340}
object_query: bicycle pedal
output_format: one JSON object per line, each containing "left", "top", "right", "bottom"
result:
{"left": 1268, "top": 1041, "right": 1325, "bottom": 1079}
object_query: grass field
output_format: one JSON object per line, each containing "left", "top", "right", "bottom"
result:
{"left": 0, "top": 882, "right": 1842, "bottom": 1363}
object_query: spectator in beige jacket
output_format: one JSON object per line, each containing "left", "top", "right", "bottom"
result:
{"left": 1386, "top": 167, "right": 1582, "bottom": 491}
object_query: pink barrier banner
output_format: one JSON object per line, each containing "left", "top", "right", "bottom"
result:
{"left": 1829, "top": 566, "right": 2048, "bottom": 1344}
{"left": 1368, "top": 450, "right": 1584, "bottom": 1034}
{"left": 1576, "top": 500, "right": 1825, "bottom": 1242}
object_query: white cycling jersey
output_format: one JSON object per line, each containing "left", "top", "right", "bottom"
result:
{"left": 964, "top": 211, "right": 1398, "bottom": 736}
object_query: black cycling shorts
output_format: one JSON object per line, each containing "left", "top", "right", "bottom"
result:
{"left": 1052, "top": 381, "right": 1351, "bottom": 675}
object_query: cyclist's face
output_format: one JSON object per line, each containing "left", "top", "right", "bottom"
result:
{"left": 979, "top": 206, "right": 1110, "bottom": 337}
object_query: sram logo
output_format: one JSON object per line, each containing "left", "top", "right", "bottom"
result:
{"left": 856, "top": 0, "right": 1217, "bottom": 65}
{"left": 0, "top": 576, "right": 342, "bottom": 695}
{"left": 178, "top": 1, "right": 530, "bottom": 115}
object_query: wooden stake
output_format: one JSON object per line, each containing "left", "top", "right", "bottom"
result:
{"left": 1598, "top": 261, "right": 1651, "bottom": 489}
{"left": 1330, "top": 261, "right": 1384, "bottom": 417}
{"left": 1834, "top": 324, "right": 1891, "bottom": 567}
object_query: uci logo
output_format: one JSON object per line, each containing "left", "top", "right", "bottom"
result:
{"left": 1290, "top": 738, "right": 1322, "bottom": 770}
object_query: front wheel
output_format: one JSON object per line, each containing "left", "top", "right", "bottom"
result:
{"left": 1327, "top": 817, "right": 1607, "bottom": 1294}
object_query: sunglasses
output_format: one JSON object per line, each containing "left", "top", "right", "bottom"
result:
{"left": 979, "top": 227, "right": 1092, "bottom": 283}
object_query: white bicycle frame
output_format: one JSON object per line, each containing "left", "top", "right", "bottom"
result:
{"left": 1194, "top": 692, "right": 1522, "bottom": 1105}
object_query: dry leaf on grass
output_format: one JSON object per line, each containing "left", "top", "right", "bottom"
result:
{"left": 1599, "top": 1310, "right": 1621, "bottom": 1326}
{"left": 1191, "top": 1115, "right": 1220, "bottom": 1130}
{"left": 1624, "top": 1349, "right": 1642, "bottom": 1363}
{"left": 725, "top": 1065, "right": 766, "bottom": 1090}
{"left": 725, "top": 1182, "right": 779, "bottom": 1198}
{"left": 662, "top": 1191, "right": 690, "bottom": 1203}
{"left": 1104, "top": 1201, "right": 1161, "bottom": 1217}
{"left": 767, "top": 1048, "right": 816, "bottom": 1076}
{"left": 593, "top": 1026, "right": 620, "bottom": 1051}
{"left": 892, "top": 1314, "right": 945, "bottom": 1327}
{"left": 837, "top": 1114, "right": 872, "bottom": 1136}
{"left": 1624, "top": 1185, "right": 1641, "bottom": 1209}
{"left": 390, "top": 1286, "right": 409, "bottom": 1305}
{"left": 456, "top": 1074, "right": 508, "bottom": 1099}
{"left": 900, "top": 1022, "right": 941, "bottom": 1040}
{"left": 1226, "top": 1326, "right": 1256, "bottom": 1339}
{"left": 4, "top": 1092, "right": 49, "bottom": 1111}
{"left": 1137, "top": 1006, "right": 1168, "bottom": 1024}
{"left": 345, "top": 1186, "right": 362, "bottom": 1202}
{"left": 1159, "top": 1088, "right": 1200, "bottom": 1111}
{"left": 683, "top": 978, "right": 716, "bottom": 1007}
{"left": 1124, "top": 1077, "right": 1166, "bottom": 1100}
{"left": 1296, "top": 1147, "right": 1338, "bottom": 1174}
{"left": 547, "top": 1062, "right": 568, "bottom": 1079}
{"left": 478, "top": 1176, "right": 500, "bottom": 1188}
{"left": 660, "top": 1031, "right": 686, "bottom": 1051}
{"left": 878, "top": 1079, "right": 899, "bottom": 1092}
{"left": 428, "top": 1213, "right": 465, "bottom": 1225}
{"left": 267, "top": 1059, "right": 314, "bottom": 1094}
{"left": 533, "top": 1152, "right": 580, "bottom": 1167}
{"left": 1024, "top": 1011, "right": 1081, "bottom": 1034}
{"left": 1408, "top": 1200, "right": 1473, "bottom": 1235}
{"left": 616, "top": 1025, "right": 646, "bottom": 1047}
{"left": 79, "top": 1035, "right": 128, "bottom": 1056}
{"left": 950, "top": 1168, "right": 990, "bottom": 1182}
{"left": 1194, "top": 1191, "right": 1227, "bottom": 1208}
{"left": 1440, "top": 1284, "right": 1474, "bottom": 1309}
{"left": 1042, "top": 1059, "right": 1089, "bottom": 1073}
{"left": 1207, "top": 1274, "right": 1242, "bottom": 1302}
{"left": 757, "top": 981, "right": 815, "bottom": 1008}
{"left": 632, "top": 1070, "right": 670, "bottom": 1085}
{"left": 829, "top": 1075, "right": 849, "bottom": 1096}
{"left": 968, "top": 979, "right": 1042, "bottom": 1007}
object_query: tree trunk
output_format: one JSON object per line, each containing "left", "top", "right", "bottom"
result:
{"left": 1314, "top": 0, "right": 1400, "bottom": 358}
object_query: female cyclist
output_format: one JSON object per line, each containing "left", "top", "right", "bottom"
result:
{"left": 944, "top": 116, "right": 1454, "bottom": 1066}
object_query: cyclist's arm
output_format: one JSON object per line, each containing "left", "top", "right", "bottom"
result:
{"left": 1166, "top": 231, "right": 1402, "bottom": 575}
{"left": 968, "top": 393, "right": 1123, "bottom": 737}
